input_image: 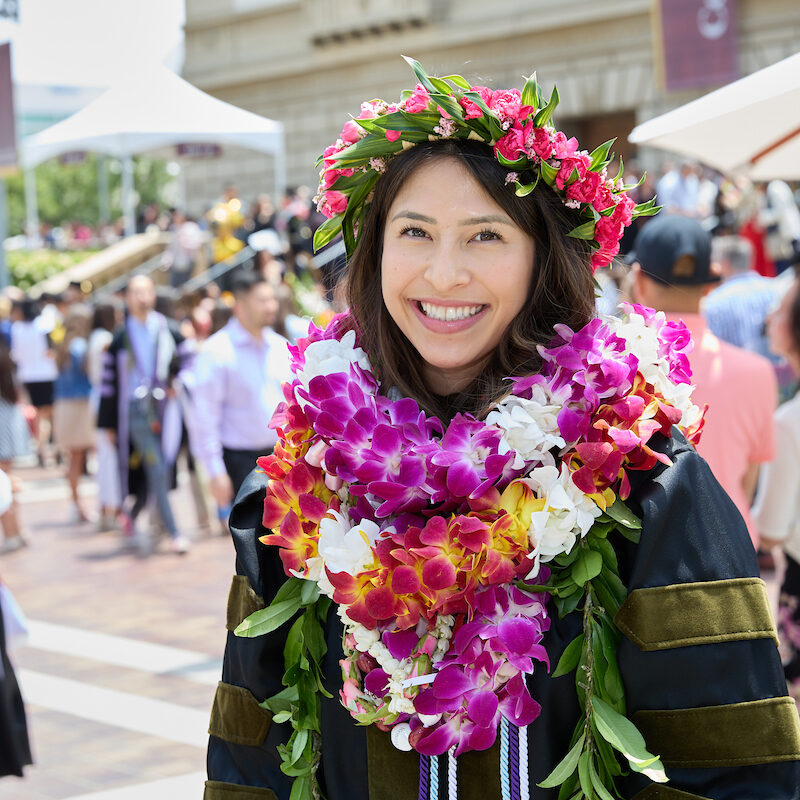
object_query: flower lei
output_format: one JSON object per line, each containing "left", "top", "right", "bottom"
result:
{"left": 312, "top": 57, "right": 659, "bottom": 270}
{"left": 236, "top": 303, "right": 705, "bottom": 800}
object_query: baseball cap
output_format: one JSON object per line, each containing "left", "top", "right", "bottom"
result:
{"left": 627, "top": 215, "right": 719, "bottom": 286}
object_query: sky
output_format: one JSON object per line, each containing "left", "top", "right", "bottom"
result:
{"left": 0, "top": 0, "right": 185, "bottom": 87}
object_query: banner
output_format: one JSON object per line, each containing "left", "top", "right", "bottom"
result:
{"left": 658, "top": 0, "right": 739, "bottom": 91}
{"left": 0, "top": 42, "right": 16, "bottom": 171}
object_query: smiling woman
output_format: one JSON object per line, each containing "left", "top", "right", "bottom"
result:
{"left": 205, "top": 59, "right": 800, "bottom": 800}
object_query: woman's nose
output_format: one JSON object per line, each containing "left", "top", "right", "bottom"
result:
{"left": 423, "top": 242, "right": 470, "bottom": 292}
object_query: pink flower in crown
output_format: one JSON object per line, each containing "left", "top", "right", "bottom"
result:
{"left": 321, "top": 143, "right": 347, "bottom": 169}
{"left": 555, "top": 153, "right": 591, "bottom": 190}
{"left": 385, "top": 129, "right": 402, "bottom": 142}
{"left": 340, "top": 119, "right": 364, "bottom": 145}
{"left": 494, "top": 123, "right": 527, "bottom": 163}
{"left": 459, "top": 85, "right": 494, "bottom": 119}
{"left": 591, "top": 182, "right": 616, "bottom": 214}
{"left": 358, "top": 99, "right": 387, "bottom": 119}
{"left": 490, "top": 89, "right": 533, "bottom": 125}
{"left": 318, "top": 190, "right": 348, "bottom": 219}
{"left": 565, "top": 169, "right": 602, "bottom": 204}
{"left": 551, "top": 131, "right": 579, "bottom": 159}
{"left": 610, "top": 192, "right": 636, "bottom": 227}
{"left": 529, "top": 126, "right": 555, "bottom": 161}
{"left": 322, "top": 166, "right": 355, "bottom": 190}
{"left": 404, "top": 83, "right": 431, "bottom": 114}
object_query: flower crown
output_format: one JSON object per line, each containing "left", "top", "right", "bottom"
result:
{"left": 313, "top": 57, "right": 659, "bottom": 271}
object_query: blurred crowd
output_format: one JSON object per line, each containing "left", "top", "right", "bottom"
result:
{"left": 2, "top": 168, "right": 800, "bottom": 695}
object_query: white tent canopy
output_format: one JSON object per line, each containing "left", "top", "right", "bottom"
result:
{"left": 628, "top": 51, "right": 800, "bottom": 181}
{"left": 22, "top": 63, "right": 286, "bottom": 235}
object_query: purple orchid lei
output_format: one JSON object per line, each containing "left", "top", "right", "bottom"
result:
{"left": 240, "top": 304, "right": 702, "bottom": 797}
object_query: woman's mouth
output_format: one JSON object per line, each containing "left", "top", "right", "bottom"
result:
{"left": 417, "top": 301, "right": 485, "bottom": 321}
{"left": 410, "top": 299, "right": 488, "bottom": 333}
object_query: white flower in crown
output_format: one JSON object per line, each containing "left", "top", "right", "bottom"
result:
{"left": 295, "top": 329, "right": 372, "bottom": 392}
{"left": 317, "top": 508, "right": 381, "bottom": 579}
{"left": 522, "top": 463, "right": 602, "bottom": 575}
{"left": 486, "top": 383, "right": 569, "bottom": 470}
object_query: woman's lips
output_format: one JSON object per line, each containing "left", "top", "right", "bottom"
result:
{"left": 409, "top": 299, "right": 488, "bottom": 333}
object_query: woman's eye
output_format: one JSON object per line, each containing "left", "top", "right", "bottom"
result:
{"left": 474, "top": 229, "right": 502, "bottom": 242}
{"left": 399, "top": 226, "right": 428, "bottom": 239}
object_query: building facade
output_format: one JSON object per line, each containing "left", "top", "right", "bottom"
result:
{"left": 182, "top": 0, "right": 800, "bottom": 211}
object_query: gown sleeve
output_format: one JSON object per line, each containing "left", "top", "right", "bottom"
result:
{"left": 204, "top": 469, "right": 294, "bottom": 800}
{"left": 615, "top": 432, "right": 800, "bottom": 800}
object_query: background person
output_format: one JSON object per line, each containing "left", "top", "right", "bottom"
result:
{"left": 87, "top": 301, "right": 123, "bottom": 532}
{"left": 10, "top": 298, "right": 57, "bottom": 466}
{"left": 753, "top": 274, "right": 800, "bottom": 698}
{"left": 191, "top": 272, "right": 291, "bottom": 518}
{"left": 97, "top": 276, "right": 192, "bottom": 555}
{"left": 629, "top": 215, "right": 777, "bottom": 551}
{"left": 53, "top": 304, "right": 95, "bottom": 524}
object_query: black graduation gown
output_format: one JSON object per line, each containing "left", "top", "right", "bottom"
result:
{"left": 205, "top": 431, "right": 800, "bottom": 800}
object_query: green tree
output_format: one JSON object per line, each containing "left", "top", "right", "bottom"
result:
{"left": 5, "top": 154, "right": 172, "bottom": 235}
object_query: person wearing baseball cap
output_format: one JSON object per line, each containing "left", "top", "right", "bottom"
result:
{"left": 630, "top": 214, "right": 776, "bottom": 555}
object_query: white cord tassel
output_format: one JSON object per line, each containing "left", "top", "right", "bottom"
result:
{"left": 518, "top": 724, "right": 530, "bottom": 800}
{"left": 447, "top": 746, "right": 458, "bottom": 800}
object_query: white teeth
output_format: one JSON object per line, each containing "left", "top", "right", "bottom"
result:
{"left": 420, "top": 302, "right": 483, "bottom": 321}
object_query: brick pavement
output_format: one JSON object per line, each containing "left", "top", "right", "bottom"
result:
{"left": 0, "top": 462, "right": 237, "bottom": 800}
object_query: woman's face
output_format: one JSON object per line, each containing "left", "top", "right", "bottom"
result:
{"left": 766, "top": 282, "right": 799, "bottom": 363}
{"left": 381, "top": 158, "right": 535, "bottom": 395}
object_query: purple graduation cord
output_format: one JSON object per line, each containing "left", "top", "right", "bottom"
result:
{"left": 508, "top": 723, "right": 522, "bottom": 800}
{"left": 418, "top": 753, "right": 431, "bottom": 800}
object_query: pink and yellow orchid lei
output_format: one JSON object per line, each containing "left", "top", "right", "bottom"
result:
{"left": 245, "top": 303, "right": 703, "bottom": 771}
{"left": 313, "top": 58, "right": 659, "bottom": 270}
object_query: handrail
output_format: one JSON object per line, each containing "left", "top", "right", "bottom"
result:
{"left": 91, "top": 249, "right": 167, "bottom": 299}
{"left": 181, "top": 245, "right": 256, "bottom": 294}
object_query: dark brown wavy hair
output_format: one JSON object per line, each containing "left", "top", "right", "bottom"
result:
{"left": 343, "top": 138, "right": 596, "bottom": 421}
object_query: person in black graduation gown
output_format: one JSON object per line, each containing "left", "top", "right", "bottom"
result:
{"left": 204, "top": 75, "right": 800, "bottom": 800}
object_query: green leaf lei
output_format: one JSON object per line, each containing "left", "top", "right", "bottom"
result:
{"left": 236, "top": 494, "right": 666, "bottom": 800}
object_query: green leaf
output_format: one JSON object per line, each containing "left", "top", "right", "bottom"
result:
{"left": 441, "top": 73, "right": 471, "bottom": 90}
{"left": 272, "top": 710, "right": 293, "bottom": 724}
{"left": 288, "top": 773, "right": 312, "bottom": 800}
{"left": 534, "top": 84, "right": 560, "bottom": 127}
{"left": 552, "top": 634, "right": 584, "bottom": 678}
{"left": 290, "top": 728, "right": 310, "bottom": 765}
{"left": 555, "top": 589, "right": 584, "bottom": 617}
{"left": 589, "top": 537, "right": 619, "bottom": 572}
{"left": 539, "top": 732, "right": 585, "bottom": 788}
{"left": 588, "top": 752, "right": 618, "bottom": 800}
{"left": 577, "top": 750, "right": 594, "bottom": 797}
{"left": 605, "top": 497, "right": 642, "bottom": 531}
{"left": 592, "top": 697, "right": 668, "bottom": 782}
{"left": 300, "top": 580, "right": 320, "bottom": 606}
{"left": 302, "top": 605, "right": 327, "bottom": 664}
{"left": 593, "top": 723, "right": 624, "bottom": 778}
{"left": 567, "top": 219, "right": 598, "bottom": 241}
{"left": 520, "top": 72, "right": 539, "bottom": 109}
{"left": 235, "top": 598, "right": 301, "bottom": 638}
{"left": 402, "top": 55, "right": 437, "bottom": 93}
{"left": 495, "top": 151, "right": 528, "bottom": 169}
{"left": 539, "top": 160, "right": 559, "bottom": 186}
{"left": 571, "top": 549, "right": 603, "bottom": 586}
{"left": 312, "top": 219, "right": 341, "bottom": 253}
{"left": 589, "top": 139, "right": 616, "bottom": 171}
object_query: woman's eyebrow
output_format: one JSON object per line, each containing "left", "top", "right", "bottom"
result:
{"left": 459, "top": 214, "right": 512, "bottom": 226}
{"left": 390, "top": 210, "right": 437, "bottom": 223}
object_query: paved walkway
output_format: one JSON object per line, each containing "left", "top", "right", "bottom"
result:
{"left": 0, "top": 463, "right": 235, "bottom": 799}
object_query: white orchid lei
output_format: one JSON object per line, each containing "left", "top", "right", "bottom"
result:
{"left": 236, "top": 302, "right": 704, "bottom": 800}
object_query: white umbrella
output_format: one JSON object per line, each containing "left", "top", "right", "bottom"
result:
{"left": 628, "top": 51, "right": 800, "bottom": 180}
